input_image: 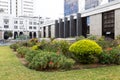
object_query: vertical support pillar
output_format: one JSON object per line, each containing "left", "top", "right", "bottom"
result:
{"left": 70, "top": 15, "right": 75, "bottom": 37}
{"left": 77, "top": 13, "right": 82, "bottom": 36}
{"left": 64, "top": 17, "right": 69, "bottom": 38}
{"left": 59, "top": 19, "right": 64, "bottom": 38}
{"left": 55, "top": 20, "right": 59, "bottom": 38}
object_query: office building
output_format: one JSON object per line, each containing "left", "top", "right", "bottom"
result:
{"left": 41, "top": 0, "right": 120, "bottom": 39}
{"left": 16, "top": 0, "right": 34, "bottom": 17}
{"left": 0, "top": 14, "right": 41, "bottom": 39}
{"left": 0, "top": 0, "right": 34, "bottom": 17}
{"left": 0, "top": 0, "right": 10, "bottom": 14}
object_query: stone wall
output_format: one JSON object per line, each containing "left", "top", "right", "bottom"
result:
{"left": 90, "top": 13, "right": 102, "bottom": 37}
{"left": 115, "top": 9, "right": 120, "bottom": 39}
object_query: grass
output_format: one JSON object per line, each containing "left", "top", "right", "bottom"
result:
{"left": 0, "top": 46, "right": 120, "bottom": 80}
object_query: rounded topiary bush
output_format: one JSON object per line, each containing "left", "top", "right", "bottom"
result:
{"left": 69, "top": 39, "right": 102, "bottom": 64}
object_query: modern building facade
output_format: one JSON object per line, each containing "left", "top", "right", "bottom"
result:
{"left": 41, "top": 0, "right": 120, "bottom": 39}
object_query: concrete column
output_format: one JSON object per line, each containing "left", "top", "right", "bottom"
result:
{"left": 70, "top": 15, "right": 76, "bottom": 37}
{"left": 0, "top": 30, "right": 2, "bottom": 39}
{"left": 41, "top": 27, "right": 44, "bottom": 38}
{"left": 46, "top": 26, "right": 48, "bottom": 38}
{"left": 90, "top": 13, "right": 102, "bottom": 37}
{"left": 12, "top": 31, "right": 14, "bottom": 39}
{"left": 115, "top": 9, "right": 120, "bottom": 39}
{"left": 36, "top": 31, "right": 39, "bottom": 38}
{"left": 64, "top": 17, "right": 69, "bottom": 38}
{"left": 55, "top": 20, "right": 59, "bottom": 38}
{"left": 59, "top": 19, "right": 64, "bottom": 38}
{"left": 51, "top": 24, "right": 55, "bottom": 38}
{"left": 77, "top": 13, "right": 82, "bottom": 36}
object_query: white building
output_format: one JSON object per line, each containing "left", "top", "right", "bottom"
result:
{"left": 0, "top": 0, "right": 34, "bottom": 17}
{"left": 40, "top": 19, "right": 55, "bottom": 38}
{"left": 0, "top": 0, "right": 38, "bottom": 40}
{"left": 0, "top": 14, "right": 41, "bottom": 39}
{"left": 16, "top": 0, "right": 34, "bottom": 17}
{"left": 0, "top": 0, "right": 10, "bottom": 14}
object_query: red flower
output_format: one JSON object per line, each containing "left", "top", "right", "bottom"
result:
{"left": 106, "top": 48, "right": 112, "bottom": 51}
{"left": 49, "top": 61, "right": 53, "bottom": 65}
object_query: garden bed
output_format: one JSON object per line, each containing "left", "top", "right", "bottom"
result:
{"left": 14, "top": 51, "right": 116, "bottom": 71}
{"left": 10, "top": 37, "right": 120, "bottom": 71}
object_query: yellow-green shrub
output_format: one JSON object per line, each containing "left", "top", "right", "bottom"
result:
{"left": 69, "top": 39, "right": 102, "bottom": 64}
{"left": 32, "top": 45, "right": 39, "bottom": 50}
{"left": 69, "top": 39, "right": 102, "bottom": 55}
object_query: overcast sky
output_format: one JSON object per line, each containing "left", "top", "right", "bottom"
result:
{"left": 34, "top": 0, "right": 64, "bottom": 19}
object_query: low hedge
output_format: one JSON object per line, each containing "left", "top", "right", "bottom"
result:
{"left": 28, "top": 52, "right": 75, "bottom": 70}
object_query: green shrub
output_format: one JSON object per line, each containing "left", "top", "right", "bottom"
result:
{"left": 28, "top": 52, "right": 75, "bottom": 70}
{"left": 96, "top": 38, "right": 118, "bottom": 49}
{"left": 25, "top": 50, "right": 41, "bottom": 63}
{"left": 17, "top": 47, "right": 29, "bottom": 57}
{"left": 69, "top": 39, "right": 102, "bottom": 55}
{"left": 32, "top": 45, "right": 39, "bottom": 50}
{"left": 29, "top": 38, "right": 39, "bottom": 45}
{"left": 87, "top": 35, "right": 97, "bottom": 40}
{"left": 39, "top": 40, "right": 71, "bottom": 57}
{"left": 98, "top": 48, "right": 120, "bottom": 64}
{"left": 21, "top": 42, "right": 34, "bottom": 47}
{"left": 10, "top": 43, "right": 20, "bottom": 51}
{"left": 69, "top": 39, "right": 102, "bottom": 64}
{"left": 76, "top": 36, "right": 85, "bottom": 41}
{"left": 39, "top": 40, "right": 49, "bottom": 50}
{"left": 52, "top": 40, "right": 71, "bottom": 55}
{"left": 114, "top": 53, "right": 120, "bottom": 65}
{"left": 98, "top": 51, "right": 112, "bottom": 64}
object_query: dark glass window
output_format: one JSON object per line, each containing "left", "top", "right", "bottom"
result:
{"left": 102, "top": 10, "right": 114, "bottom": 39}
{"left": 85, "top": 0, "right": 99, "bottom": 10}
{"left": 4, "top": 25, "right": 9, "bottom": 28}
{"left": 29, "top": 26, "right": 32, "bottom": 29}
{"left": 109, "top": 0, "right": 115, "bottom": 2}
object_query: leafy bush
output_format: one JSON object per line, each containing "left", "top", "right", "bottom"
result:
{"left": 10, "top": 43, "right": 20, "bottom": 51}
{"left": 98, "top": 51, "right": 112, "bottom": 64}
{"left": 28, "top": 52, "right": 75, "bottom": 70}
{"left": 51, "top": 40, "right": 71, "bottom": 55}
{"left": 17, "top": 47, "right": 29, "bottom": 58}
{"left": 69, "top": 39, "right": 102, "bottom": 55}
{"left": 76, "top": 36, "right": 85, "bottom": 41}
{"left": 96, "top": 37, "right": 118, "bottom": 49}
{"left": 96, "top": 38, "right": 110, "bottom": 49}
{"left": 87, "top": 35, "right": 97, "bottom": 40}
{"left": 29, "top": 38, "right": 39, "bottom": 45}
{"left": 69, "top": 39, "right": 102, "bottom": 64}
{"left": 21, "top": 42, "right": 34, "bottom": 47}
{"left": 39, "top": 40, "right": 49, "bottom": 50}
{"left": 25, "top": 50, "right": 41, "bottom": 63}
{"left": 98, "top": 48, "right": 120, "bottom": 64}
{"left": 32, "top": 45, "right": 39, "bottom": 50}
{"left": 39, "top": 40, "right": 71, "bottom": 57}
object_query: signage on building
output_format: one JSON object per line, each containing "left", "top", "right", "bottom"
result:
{"left": 64, "top": 0, "right": 79, "bottom": 16}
